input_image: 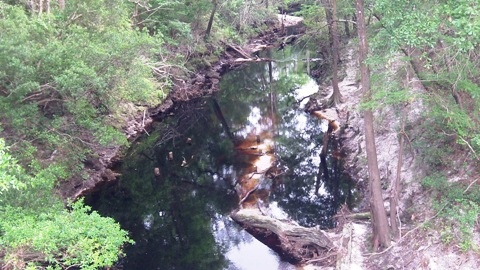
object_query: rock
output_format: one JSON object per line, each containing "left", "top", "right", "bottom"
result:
{"left": 101, "top": 169, "right": 120, "bottom": 182}
{"left": 154, "top": 167, "right": 161, "bottom": 176}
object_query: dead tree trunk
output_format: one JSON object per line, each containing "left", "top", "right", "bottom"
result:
{"left": 231, "top": 208, "right": 336, "bottom": 266}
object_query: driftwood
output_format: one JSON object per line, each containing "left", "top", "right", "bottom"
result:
{"left": 231, "top": 208, "right": 336, "bottom": 266}
{"left": 251, "top": 44, "right": 271, "bottom": 53}
{"left": 336, "top": 211, "right": 391, "bottom": 220}
{"left": 233, "top": 57, "right": 276, "bottom": 63}
{"left": 226, "top": 43, "right": 252, "bottom": 59}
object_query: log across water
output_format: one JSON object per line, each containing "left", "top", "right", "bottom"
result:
{"left": 231, "top": 208, "right": 336, "bottom": 266}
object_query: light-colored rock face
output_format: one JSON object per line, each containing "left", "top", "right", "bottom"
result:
{"left": 332, "top": 45, "right": 428, "bottom": 215}
{"left": 336, "top": 222, "right": 368, "bottom": 270}
{"left": 277, "top": 14, "right": 304, "bottom": 28}
{"left": 320, "top": 42, "right": 480, "bottom": 270}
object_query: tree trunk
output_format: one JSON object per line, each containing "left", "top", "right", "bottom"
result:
{"left": 330, "top": 0, "right": 343, "bottom": 106}
{"left": 39, "top": 0, "right": 44, "bottom": 14}
{"left": 343, "top": 15, "right": 350, "bottom": 38}
{"left": 356, "top": 0, "right": 390, "bottom": 250}
{"left": 306, "top": 49, "right": 310, "bottom": 74}
{"left": 58, "top": 0, "right": 65, "bottom": 10}
{"left": 231, "top": 208, "right": 335, "bottom": 266}
{"left": 205, "top": 0, "right": 218, "bottom": 39}
{"left": 324, "top": 0, "right": 343, "bottom": 106}
{"left": 390, "top": 107, "right": 405, "bottom": 238}
{"left": 352, "top": 14, "right": 357, "bottom": 36}
{"left": 212, "top": 98, "right": 235, "bottom": 142}
{"left": 323, "top": 0, "right": 333, "bottom": 48}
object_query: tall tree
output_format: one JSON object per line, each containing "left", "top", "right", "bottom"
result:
{"left": 205, "top": 0, "right": 218, "bottom": 39}
{"left": 323, "top": 0, "right": 343, "bottom": 106}
{"left": 356, "top": 0, "right": 390, "bottom": 250}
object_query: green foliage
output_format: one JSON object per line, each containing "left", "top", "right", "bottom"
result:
{"left": 0, "top": 141, "right": 133, "bottom": 269}
{"left": 0, "top": 1, "right": 168, "bottom": 267}
{"left": 426, "top": 96, "right": 480, "bottom": 156}
{"left": 371, "top": 0, "right": 480, "bottom": 160}
{"left": 0, "top": 139, "right": 26, "bottom": 198}
{"left": 373, "top": 0, "right": 442, "bottom": 49}
{"left": 411, "top": 103, "right": 454, "bottom": 168}
{"left": 359, "top": 53, "right": 416, "bottom": 111}
{"left": 294, "top": 3, "right": 325, "bottom": 31}
{"left": 458, "top": 79, "right": 480, "bottom": 99}
{"left": 130, "top": 0, "right": 195, "bottom": 44}
{"left": 0, "top": 1, "right": 166, "bottom": 170}
{"left": 422, "top": 174, "right": 480, "bottom": 251}
{"left": 0, "top": 200, "right": 133, "bottom": 269}
{"left": 442, "top": 0, "right": 480, "bottom": 51}
{"left": 215, "top": 0, "right": 281, "bottom": 40}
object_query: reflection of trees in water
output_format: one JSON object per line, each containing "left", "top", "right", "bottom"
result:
{"left": 219, "top": 44, "right": 356, "bottom": 229}
{"left": 87, "top": 99, "right": 245, "bottom": 270}
{"left": 273, "top": 118, "right": 355, "bottom": 228}
{"left": 87, "top": 43, "right": 356, "bottom": 269}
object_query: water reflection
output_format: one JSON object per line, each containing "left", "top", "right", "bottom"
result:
{"left": 218, "top": 44, "right": 357, "bottom": 228}
{"left": 86, "top": 43, "right": 355, "bottom": 269}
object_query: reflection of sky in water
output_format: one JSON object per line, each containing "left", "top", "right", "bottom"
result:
{"left": 212, "top": 208, "right": 295, "bottom": 270}
{"left": 226, "top": 234, "right": 282, "bottom": 270}
{"left": 295, "top": 79, "right": 319, "bottom": 104}
{"left": 278, "top": 73, "right": 330, "bottom": 198}
{"left": 256, "top": 154, "right": 274, "bottom": 173}
{"left": 235, "top": 50, "right": 333, "bottom": 214}
{"left": 215, "top": 48, "right": 328, "bottom": 267}
{"left": 237, "top": 106, "right": 273, "bottom": 138}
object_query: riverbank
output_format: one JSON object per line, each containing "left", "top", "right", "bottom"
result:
{"left": 316, "top": 40, "right": 480, "bottom": 270}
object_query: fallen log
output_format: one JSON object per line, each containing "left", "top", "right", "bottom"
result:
{"left": 335, "top": 211, "right": 391, "bottom": 221}
{"left": 226, "top": 43, "right": 252, "bottom": 59}
{"left": 233, "top": 57, "right": 276, "bottom": 63}
{"left": 231, "top": 208, "right": 336, "bottom": 266}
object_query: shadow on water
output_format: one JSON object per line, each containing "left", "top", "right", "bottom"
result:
{"left": 85, "top": 42, "right": 358, "bottom": 270}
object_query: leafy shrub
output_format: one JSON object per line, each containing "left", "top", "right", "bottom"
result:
{"left": 0, "top": 139, "right": 133, "bottom": 269}
{"left": 1, "top": 201, "right": 133, "bottom": 270}
{"left": 422, "top": 174, "right": 480, "bottom": 251}
{"left": 0, "top": 139, "right": 26, "bottom": 198}
{"left": 0, "top": 2, "right": 166, "bottom": 170}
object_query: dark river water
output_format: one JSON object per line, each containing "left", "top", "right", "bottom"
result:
{"left": 86, "top": 43, "right": 357, "bottom": 270}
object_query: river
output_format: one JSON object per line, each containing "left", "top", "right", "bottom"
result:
{"left": 86, "top": 42, "right": 357, "bottom": 270}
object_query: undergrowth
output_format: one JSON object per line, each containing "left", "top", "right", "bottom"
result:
{"left": 422, "top": 173, "right": 480, "bottom": 251}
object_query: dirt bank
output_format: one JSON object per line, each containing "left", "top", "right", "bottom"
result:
{"left": 312, "top": 41, "right": 480, "bottom": 270}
